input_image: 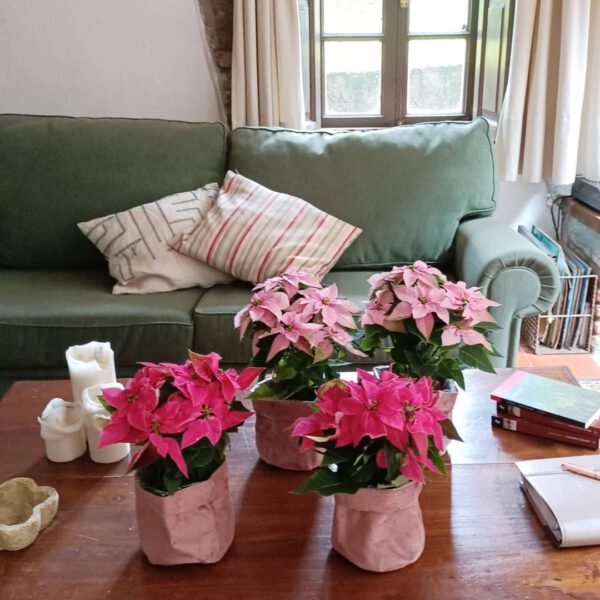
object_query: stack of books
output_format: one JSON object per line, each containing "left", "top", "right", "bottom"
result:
{"left": 491, "top": 370, "right": 600, "bottom": 449}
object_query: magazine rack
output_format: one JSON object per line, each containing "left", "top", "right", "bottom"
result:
{"left": 523, "top": 273, "right": 597, "bottom": 355}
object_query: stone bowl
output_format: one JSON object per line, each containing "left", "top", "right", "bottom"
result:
{"left": 0, "top": 478, "right": 59, "bottom": 551}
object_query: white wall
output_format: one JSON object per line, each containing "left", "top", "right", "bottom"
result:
{"left": 0, "top": 0, "right": 224, "bottom": 122}
{"left": 494, "top": 179, "right": 555, "bottom": 235}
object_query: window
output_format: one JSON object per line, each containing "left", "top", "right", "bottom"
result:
{"left": 301, "top": 0, "right": 479, "bottom": 127}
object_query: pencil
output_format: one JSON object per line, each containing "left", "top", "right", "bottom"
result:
{"left": 561, "top": 462, "right": 600, "bottom": 481}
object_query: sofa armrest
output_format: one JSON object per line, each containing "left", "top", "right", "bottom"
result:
{"left": 453, "top": 217, "right": 560, "bottom": 367}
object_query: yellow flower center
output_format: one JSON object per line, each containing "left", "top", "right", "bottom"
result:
{"left": 404, "top": 402, "right": 417, "bottom": 422}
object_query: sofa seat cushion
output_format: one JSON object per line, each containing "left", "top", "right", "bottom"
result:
{"left": 228, "top": 119, "right": 496, "bottom": 269}
{"left": 192, "top": 271, "right": 378, "bottom": 364}
{"left": 0, "top": 115, "right": 228, "bottom": 269}
{"left": 0, "top": 269, "right": 205, "bottom": 369}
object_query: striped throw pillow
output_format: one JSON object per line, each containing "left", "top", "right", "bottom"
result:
{"left": 171, "top": 171, "right": 362, "bottom": 284}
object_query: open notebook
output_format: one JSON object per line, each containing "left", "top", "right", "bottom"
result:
{"left": 516, "top": 455, "right": 600, "bottom": 547}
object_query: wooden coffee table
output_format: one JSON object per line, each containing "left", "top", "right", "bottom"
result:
{"left": 1, "top": 368, "right": 599, "bottom": 600}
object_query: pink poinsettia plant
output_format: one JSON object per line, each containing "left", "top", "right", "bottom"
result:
{"left": 235, "top": 270, "right": 365, "bottom": 401}
{"left": 98, "top": 351, "right": 262, "bottom": 495}
{"left": 360, "top": 261, "right": 500, "bottom": 389}
{"left": 292, "top": 369, "right": 461, "bottom": 495}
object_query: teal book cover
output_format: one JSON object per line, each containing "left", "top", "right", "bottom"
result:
{"left": 491, "top": 371, "right": 600, "bottom": 429}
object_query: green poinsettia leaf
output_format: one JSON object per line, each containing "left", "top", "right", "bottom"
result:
{"left": 459, "top": 344, "right": 495, "bottom": 373}
{"left": 273, "top": 364, "right": 297, "bottom": 381}
{"left": 292, "top": 466, "right": 341, "bottom": 495}
{"left": 473, "top": 321, "right": 500, "bottom": 332}
{"left": 162, "top": 471, "right": 183, "bottom": 496}
{"left": 384, "top": 440, "right": 400, "bottom": 482}
{"left": 388, "top": 474, "right": 411, "bottom": 489}
{"left": 249, "top": 383, "right": 280, "bottom": 400}
{"left": 428, "top": 447, "right": 447, "bottom": 476}
{"left": 96, "top": 394, "right": 115, "bottom": 414}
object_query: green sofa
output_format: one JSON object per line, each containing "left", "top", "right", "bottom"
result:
{"left": 0, "top": 114, "right": 559, "bottom": 386}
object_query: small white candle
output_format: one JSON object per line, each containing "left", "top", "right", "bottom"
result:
{"left": 82, "top": 384, "right": 130, "bottom": 464}
{"left": 38, "top": 398, "right": 87, "bottom": 463}
{"left": 66, "top": 341, "right": 117, "bottom": 404}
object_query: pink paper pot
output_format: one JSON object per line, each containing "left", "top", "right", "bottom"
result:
{"left": 134, "top": 462, "right": 235, "bottom": 566}
{"left": 332, "top": 481, "right": 425, "bottom": 573}
{"left": 252, "top": 398, "right": 323, "bottom": 471}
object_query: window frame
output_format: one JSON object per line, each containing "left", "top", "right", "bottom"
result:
{"left": 303, "top": 0, "right": 480, "bottom": 128}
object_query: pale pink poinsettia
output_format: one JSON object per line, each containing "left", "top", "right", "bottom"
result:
{"left": 392, "top": 282, "right": 450, "bottom": 339}
{"left": 234, "top": 288, "right": 290, "bottom": 337}
{"left": 367, "top": 265, "right": 408, "bottom": 290}
{"left": 237, "top": 270, "right": 362, "bottom": 368}
{"left": 265, "top": 312, "right": 322, "bottom": 362}
{"left": 361, "top": 289, "right": 396, "bottom": 327}
{"left": 402, "top": 260, "right": 446, "bottom": 288}
{"left": 254, "top": 269, "right": 321, "bottom": 296}
{"left": 294, "top": 284, "right": 360, "bottom": 329}
{"left": 442, "top": 321, "right": 493, "bottom": 351}
{"left": 443, "top": 281, "right": 499, "bottom": 325}
{"left": 310, "top": 326, "right": 366, "bottom": 361}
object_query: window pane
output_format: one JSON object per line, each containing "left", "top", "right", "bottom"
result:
{"left": 298, "top": 0, "right": 310, "bottom": 119}
{"left": 324, "top": 41, "right": 382, "bottom": 116}
{"left": 409, "top": 0, "right": 469, "bottom": 33}
{"left": 323, "top": 0, "right": 382, "bottom": 34}
{"left": 407, "top": 39, "right": 466, "bottom": 115}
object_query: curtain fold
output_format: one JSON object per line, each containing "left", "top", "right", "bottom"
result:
{"left": 496, "top": 0, "right": 600, "bottom": 185}
{"left": 232, "top": 0, "right": 304, "bottom": 129}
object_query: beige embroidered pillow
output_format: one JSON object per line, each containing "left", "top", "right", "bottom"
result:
{"left": 171, "top": 171, "right": 362, "bottom": 284}
{"left": 78, "top": 184, "right": 234, "bottom": 294}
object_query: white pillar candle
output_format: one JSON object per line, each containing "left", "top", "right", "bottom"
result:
{"left": 66, "top": 341, "right": 117, "bottom": 404}
{"left": 82, "top": 384, "right": 130, "bottom": 464}
{"left": 38, "top": 398, "right": 87, "bottom": 463}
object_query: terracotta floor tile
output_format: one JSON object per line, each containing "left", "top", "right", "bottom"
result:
{"left": 517, "top": 343, "right": 600, "bottom": 379}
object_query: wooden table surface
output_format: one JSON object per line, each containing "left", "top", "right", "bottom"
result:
{"left": 1, "top": 368, "right": 599, "bottom": 600}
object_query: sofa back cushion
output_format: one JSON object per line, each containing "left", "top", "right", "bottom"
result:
{"left": 0, "top": 115, "right": 228, "bottom": 268}
{"left": 228, "top": 119, "right": 496, "bottom": 269}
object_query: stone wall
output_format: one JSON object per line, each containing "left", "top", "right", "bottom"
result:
{"left": 198, "top": 0, "right": 234, "bottom": 124}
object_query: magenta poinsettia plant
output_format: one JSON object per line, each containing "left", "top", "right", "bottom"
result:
{"left": 360, "top": 261, "right": 501, "bottom": 389}
{"left": 98, "top": 351, "right": 262, "bottom": 495}
{"left": 235, "top": 270, "right": 365, "bottom": 401}
{"left": 292, "top": 369, "right": 460, "bottom": 495}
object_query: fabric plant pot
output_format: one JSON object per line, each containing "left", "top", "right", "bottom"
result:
{"left": 252, "top": 398, "right": 323, "bottom": 471}
{"left": 134, "top": 462, "right": 234, "bottom": 566}
{"left": 332, "top": 481, "right": 425, "bottom": 572}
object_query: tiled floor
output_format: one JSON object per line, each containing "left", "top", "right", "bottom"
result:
{"left": 517, "top": 343, "right": 600, "bottom": 379}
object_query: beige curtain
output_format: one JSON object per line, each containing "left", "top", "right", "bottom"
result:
{"left": 231, "top": 0, "right": 304, "bottom": 129}
{"left": 496, "top": 0, "right": 600, "bottom": 185}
